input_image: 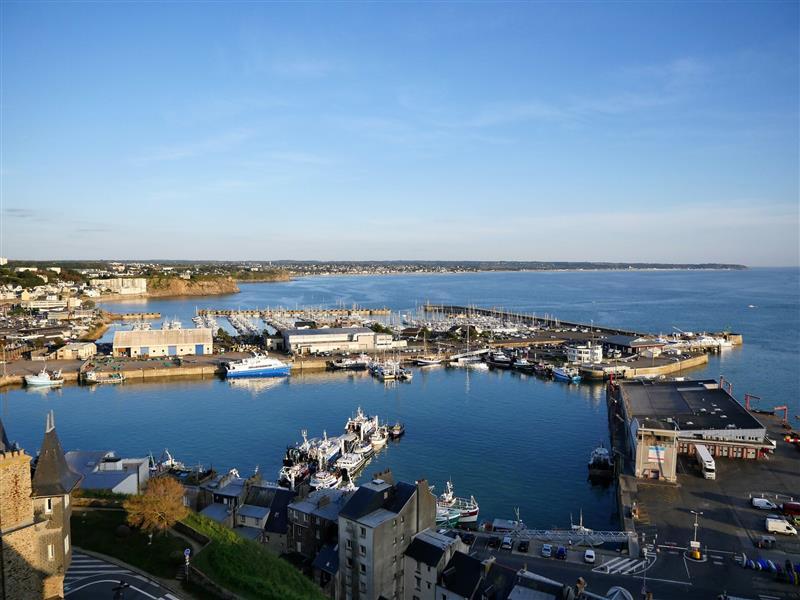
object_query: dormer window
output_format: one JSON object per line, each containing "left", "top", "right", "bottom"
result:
{"left": 45, "top": 497, "right": 53, "bottom": 514}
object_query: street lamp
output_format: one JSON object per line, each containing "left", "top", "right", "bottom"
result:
{"left": 690, "top": 510, "right": 703, "bottom": 559}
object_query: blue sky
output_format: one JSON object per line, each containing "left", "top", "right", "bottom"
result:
{"left": 1, "top": 2, "right": 798, "bottom": 265}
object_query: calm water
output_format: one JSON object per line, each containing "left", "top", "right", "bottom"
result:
{"left": 1, "top": 269, "right": 797, "bottom": 530}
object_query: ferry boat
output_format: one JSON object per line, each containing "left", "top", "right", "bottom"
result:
{"left": 437, "top": 480, "right": 480, "bottom": 523}
{"left": 328, "top": 354, "right": 371, "bottom": 370}
{"left": 310, "top": 469, "right": 342, "bottom": 490}
{"left": 485, "top": 352, "right": 512, "bottom": 369}
{"left": 83, "top": 370, "right": 125, "bottom": 385}
{"left": 224, "top": 353, "right": 291, "bottom": 378}
{"left": 435, "top": 505, "right": 461, "bottom": 527}
{"left": 24, "top": 368, "right": 64, "bottom": 387}
{"left": 552, "top": 366, "right": 581, "bottom": 383}
{"left": 588, "top": 444, "right": 614, "bottom": 479}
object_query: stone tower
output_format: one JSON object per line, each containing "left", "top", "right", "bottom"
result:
{"left": 0, "top": 412, "right": 81, "bottom": 600}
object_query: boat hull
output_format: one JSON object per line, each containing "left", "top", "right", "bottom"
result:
{"left": 24, "top": 377, "right": 63, "bottom": 387}
{"left": 226, "top": 366, "right": 291, "bottom": 378}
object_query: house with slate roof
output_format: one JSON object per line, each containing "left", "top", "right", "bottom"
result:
{"left": 403, "top": 529, "right": 468, "bottom": 600}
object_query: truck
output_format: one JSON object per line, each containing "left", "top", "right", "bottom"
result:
{"left": 765, "top": 517, "right": 798, "bottom": 535}
{"left": 694, "top": 444, "right": 716, "bottom": 480}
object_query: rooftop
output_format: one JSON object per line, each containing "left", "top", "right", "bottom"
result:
{"left": 619, "top": 379, "right": 765, "bottom": 433}
{"left": 113, "top": 328, "right": 212, "bottom": 347}
{"left": 31, "top": 411, "right": 82, "bottom": 497}
{"left": 339, "top": 479, "right": 417, "bottom": 523}
{"left": 404, "top": 529, "right": 459, "bottom": 567}
{"left": 282, "top": 327, "right": 374, "bottom": 337}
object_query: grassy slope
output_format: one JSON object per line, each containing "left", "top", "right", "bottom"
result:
{"left": 71, "top": 510, "right": 185, "bottom": 577}
{"left": 183, "top": 513, "right": 326, "bottom": 600}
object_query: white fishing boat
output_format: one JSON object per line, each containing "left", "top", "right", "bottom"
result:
{"left": 335, "top": 452, "right": 366, "bottom": 474}
{"left": 370, "top": 426, "right": 389, "bottom": 449}
{"left": 353, "top": 440, "right": 375, "bottom": 459}
{"left": 437, "top": 480, "right": 480, "bottom": 523}
{"left": 415, "top": 356, "right": 443, "bottom": 366}
{"left": 279, "top": 462, "right": 310, "bottom": 489}
{"left": 435, "top": 505, "right": 461, "bottom": 527}
{"left": 309, "top": 469, "right": 342, "bottom": 490}
{"left": 24, "top": 367, "right": 64, "bottom": 387}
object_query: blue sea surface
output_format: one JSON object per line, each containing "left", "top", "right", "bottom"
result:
{"left": 1, "top": 269, "right": 797, "bottom": 530}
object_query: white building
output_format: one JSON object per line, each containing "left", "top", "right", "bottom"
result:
{"left": 282, "top": 327, "right": 406, "bottom": 355}
{"left": 89, "top": 277, "right": 147, "bottom": 295}
{"left": 65, "top": 451, "right": 149, "bottom": 495}
{"left": 112, "top": 328, "right": 213, "bottom": 357}
{"left": 566, "top": 342, "right": 603, "bottom": 364}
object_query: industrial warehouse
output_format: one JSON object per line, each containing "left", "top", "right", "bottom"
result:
{"left": 281, "top": 327, "right": 406, "bottom": 355}
{"left": 608, "top": 378, "right": 772, "bottom": 482}
{"left": 112, "top": 328, "right": 213, "bottom": 357}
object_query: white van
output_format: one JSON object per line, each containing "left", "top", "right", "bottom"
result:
{"left": 766, "top": 518, "right": 798, "bottom": 535}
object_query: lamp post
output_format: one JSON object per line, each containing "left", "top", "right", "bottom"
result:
{"left": 690, "top": 510, "right": 703, "bottom": 559}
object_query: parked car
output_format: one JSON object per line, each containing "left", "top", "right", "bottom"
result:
{"left": 459, "top": 532, "right": 476, "bottom": 545}
{"left": 556, "top": 546, "right": 567, "bottom": 560}
{"left": 501, "top": 536, "right": 513, "bottom": 550}
{"left": 487, "top": 536, "right": 501, "bottom": 548}
{"left": 584, "top": 549, "right": 596, "bottom": 564}
{"left": 517, "top": 540, "right": 529, "bottom": 553}
{"left": 752, "top": 497, "right": 778, "bottom": 510}
{"left": 541, "top": 543, "right": 553, "bottom": 558}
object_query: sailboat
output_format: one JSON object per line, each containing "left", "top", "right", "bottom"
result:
{"left": 415, "top": 330, "right": 443, "bottom": 365}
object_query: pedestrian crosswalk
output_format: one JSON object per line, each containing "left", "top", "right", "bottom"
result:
{"left": 64, "top": 552, "right": 132, "bottom": 588}
{"left": 592, "top": 555, "right": 650, "bottom": 575}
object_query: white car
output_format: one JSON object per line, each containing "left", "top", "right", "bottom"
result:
{"left": 584, "top": 549, "right": 596, "bottom": 564}
{"left": 541, "top": 543, "right": 553, "bottom": 558}
{"left": 752, "top": 498, "right": 778, "bottom": 510}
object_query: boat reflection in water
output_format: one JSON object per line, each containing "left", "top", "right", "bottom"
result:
{"left": 227, "top": 377, "right": 288, "bottom": 395}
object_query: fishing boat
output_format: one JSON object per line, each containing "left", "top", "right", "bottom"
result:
{"left": 345, "top": 408, "right": 378, "bottom": 439}
{"left": 437, "top": 480, "right": 480, "bottom": 523}
{"left": 328, "top": 354, "right": 371, "bottom": 370}
{"left": 552, "top": 366, "right": 581, "bottom": 383}
{"left": 335, "top": 452, "right": 366, "bottom": 474}
{"left": 223, "top": 353, "right": 291, "bottom": 378}
{"left": 485, "top": 351, "right": 512, "bottom": 369}
{"left": 24, "top": 367, "right": 64, "bottom": 387}
{"left": 279, "top": 462, "right": 310, "bottom": 489}
{"left": 513, "top": 357, "right": 534, "bottom": 372}
{"left": 353, "top": 440, "right": 375, "bottom": 459}
{"left": 588, "top": 444, "right": 614, "bottom": 479}
{"left": 148, "top": 448, "right": 185, "bottom": 475}
{"left": 399, "top": 368, "right": 414, "bottom": 381}
{"left": 389, "top": 422, "right": 405, "bottom": 439}
{"left": 370, "top": 426, "right": 389, "bottom": 449}
{"left": 82, "top": 370, "right": 125, "bottom": 385}
{"left": 435, "top": 505, "right": 461, "bottom": 527}
{"left": 309, "top": 469, "right": 342, "bottom": 490}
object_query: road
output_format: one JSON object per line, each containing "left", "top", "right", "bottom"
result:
{"left": 64, "top": 552, "right": 182, "bottom": 600}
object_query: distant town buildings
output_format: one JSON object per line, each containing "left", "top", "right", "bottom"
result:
{"left": 565, "top": 341, "right": 603, "bottom": 364}
{"left": 0, "top": 412, "right": 81, "bottom": 599}
{"left": 89, "top": 277, "right": 147, "bottom": 295}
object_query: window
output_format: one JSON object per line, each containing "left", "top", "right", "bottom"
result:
{"left": 427, "top": 582, "right": 432, "bottom": 590}
{"left": 393, "top": 519, "right": 397, "bottom": 527}
{"left": 359, "top": 544, "right": 366, "bottom": 556}
{"left": 415, "top": 576, "right": 421, "bottom": 590}
{"left": 45, "top": 498, "right": 53, "bottom": 514}
{"left": 64, "top": 494, "right": 69, "bottom": 508}
{"left": 360, "top": 526, "right": 366, "bottom": 537}
{"left": 401, "top": 516, "right": 405, "bottom": 523}
{"left": 64, "top": 534, "right": 70, "bottom": 554}
{"left": 360, "top": 563, "right": 366, "bottom": 574}
{"left": 401, "top": 534, "right": 405, "bottom": 543}
{"left": 346, "top": 557, "right": 353, "bottom": 568}
{"left": 346, "top": 539, "right": 352, "bottom": 549}
{"left": 392, "top": 556, "right": 396, "bottom": 564}
{"left": 359, "top": 582, "right": 366, "bottom": 593}
{"left": 47, "top": 544, "right": 55, "bottom": 561}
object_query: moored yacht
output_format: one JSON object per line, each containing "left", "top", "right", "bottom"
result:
{"left": 485, "top": 351, "right": 512, "bottom": 369}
